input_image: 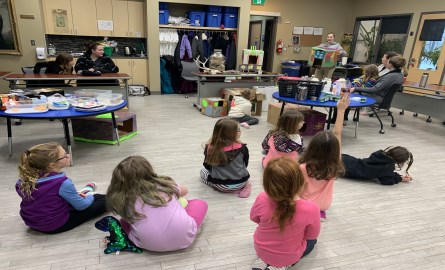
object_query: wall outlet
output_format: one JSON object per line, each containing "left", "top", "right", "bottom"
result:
{"left": 293, "top": 46, "right": 301, "bottom": 53}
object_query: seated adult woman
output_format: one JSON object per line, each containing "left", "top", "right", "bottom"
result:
{"left": 351, "top": 55, "right": 406, "bottom": 103}
{"left": 74, "top": 41, "right": 119, "bottom": 86}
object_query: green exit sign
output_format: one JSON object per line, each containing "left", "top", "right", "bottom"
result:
{"left": 252, "top": 0, "right": 265, "bottom": 5}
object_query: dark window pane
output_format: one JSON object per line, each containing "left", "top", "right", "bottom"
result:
{"left": 380, "top": 16, "right": 410, "bottom": 34}
{"left": 420, "top": 19, "right": 445, "bottom": 41}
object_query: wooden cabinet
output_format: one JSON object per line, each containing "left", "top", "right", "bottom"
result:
{"left": 43, "top": 0, "right": 97, "bottom": 35}
{"left": 96, "top": 0, "right": 113, "bottom": 36}
{"left": 111, "top": 0, "right": 145, "bottom": 38}
{"left": 114, "top": 58, "right": 148, "bottom": 86}
{"left": 43, "top": 0, "right": 145, "bottom": 37}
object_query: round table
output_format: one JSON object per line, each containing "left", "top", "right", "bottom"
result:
{"left": 0, "top": 100, "right": 127, "bottom": 165}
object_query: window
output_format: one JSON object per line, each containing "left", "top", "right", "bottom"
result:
{"left": 418, "top": 20, "right": 445, "bottom": 71}
{"left": 351, "top": 15, "right": 411, "bottom": 64}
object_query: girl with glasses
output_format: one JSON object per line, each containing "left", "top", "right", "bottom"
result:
{"left": 16, "top": 142, "right": 106, "bottom": 234}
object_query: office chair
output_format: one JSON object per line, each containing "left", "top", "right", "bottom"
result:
{"left": 368, "top": 83, "right": 402, "bottom": 134}
{"left": 180, "top": 60, "right": 199, "bottom": 98}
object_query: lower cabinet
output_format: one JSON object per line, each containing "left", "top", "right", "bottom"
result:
{"left": 114, "top": 58, "right": 148, "bottom": 87}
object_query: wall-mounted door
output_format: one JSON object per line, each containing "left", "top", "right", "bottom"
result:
{"left": 408, "top": 13, "right": 445, "bottom": 85}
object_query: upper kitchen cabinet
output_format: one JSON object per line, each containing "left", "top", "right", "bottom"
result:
{"left": 111, "top": 0, "right": 146, "bottom": 38}
{"left": 43, "top": 0, "right": 98, "bottom": 36}
{"left": 96, "top": 0, "right": 114, "bottom": 36}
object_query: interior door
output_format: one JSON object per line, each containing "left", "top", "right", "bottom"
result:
{"left": 408, "top": 13, "right": 445, "bottom": 85}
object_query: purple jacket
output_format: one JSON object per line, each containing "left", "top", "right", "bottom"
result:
{"left": 180, "top": 34, "right": 192, "bottom": 60}
{"left": 16, "top": 172, "right": 70, "bottom": 232}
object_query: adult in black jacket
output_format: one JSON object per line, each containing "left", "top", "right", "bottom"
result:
{"left": 342, "top": 146, "right": 413, "bottom": 185}
{"left": 74, "top": 42, "right": 119, "bottom": 86}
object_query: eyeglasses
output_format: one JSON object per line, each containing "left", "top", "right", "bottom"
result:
{"left": 54, "top": 153, "right": 69, "bottom": 162}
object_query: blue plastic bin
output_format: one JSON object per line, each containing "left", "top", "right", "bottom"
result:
{"left": 223, "top": 14, "right": 238, "bottom": 28}
{"left": 159, "top": 2, "right": 168, "bottom": 9}
{"left": 205, "top": 13, "right": 222, "bottom": 27}
{"left": 206, "top": 5, "right": 222, "bottom": 13}
{"left": 223, "top": 7, "right": 238, "bottom": 14}
{"left": 159, "top": 10, "right": 169, "bottom": 25}
{"left": 187, "top": 11, "right": 206, "bottom": 26}
{"left": 281, "top": 62, "right": 302, "bottom": 77}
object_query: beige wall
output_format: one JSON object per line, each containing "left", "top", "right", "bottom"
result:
{"left": 0, "top": 0, "right": 46, "bottom": 92}
{"left": 147, "top": 0, "right": 251, "bottom": 93}
{"left": 250, "top": 0, "right": 355, "bottom": 73}
{"left": 351, "top": 0, "right": 445, "bottom": 61}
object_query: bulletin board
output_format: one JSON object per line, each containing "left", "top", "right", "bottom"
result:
{"left": 299, "top": 35, "right": 322, "bottom": 47}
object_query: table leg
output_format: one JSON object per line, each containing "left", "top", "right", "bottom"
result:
{"left": 7, "top": 118, "right": 12, "bottom": 157}
{"left": 279, "top": 102, "right": 286, "bottom": 116}
{"left": 124, "top": 79, "right": 130, "bottom": 109}
{"left": 195, "top": 77, "right": 202, "bottom": 109}
{"left": 327, "top": 108, "right": 333, "bottom": 130}
{"left": 111, "top": 112, "right": 120, "bottom": 146}
{"left": 354, "top": 108, "right": 360, "bottom": 138}
{"left": 62, "top": 119, "right": 74, "bottom": 166}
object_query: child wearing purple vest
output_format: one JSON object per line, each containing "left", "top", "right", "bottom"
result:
{"left": 16, "top": 142, "right": 107, "bottom": 234}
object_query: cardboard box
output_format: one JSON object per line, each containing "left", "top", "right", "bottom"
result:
{"left": 308, "top": 47, "right": 338, "bottom": 69}
{"left": 220, "top": 88, "right": 265, "bottom": 116}
{"left": 253, "top": 86, "right": 278, "bottom": 112}
{"left": 72, "top": 112, "right": 137, "bottom": 144}
{"left": 267, "top": 102, "right": 326, "bottom": 136}
{"left": 242, "top": 49, "right": 264, "bottom": 67}
{"left": 201, "top": 98, "right": 228, "bottom": 118}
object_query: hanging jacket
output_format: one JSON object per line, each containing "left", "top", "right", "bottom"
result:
{"left": 180, "top": 34, "right": 192, "bottom": 60}
{"left": 226, "top": 34, "right": 237, "bottom": 70}
{"left": 160, "top": 58, "right": 174, "bottom": 94}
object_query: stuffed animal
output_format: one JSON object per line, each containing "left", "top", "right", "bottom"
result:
{"left": 95, "top": 216, "right": 143, "bottom": 254}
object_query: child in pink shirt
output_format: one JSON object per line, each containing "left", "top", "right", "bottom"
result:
{"left": 299, "top": 95, "right": 350, "bottom": 221}
{"left": 106, "top": 155, "right": 208, "bottom": 252}
{"left": 250, "top": 157, "right": 320, "bottom": 270}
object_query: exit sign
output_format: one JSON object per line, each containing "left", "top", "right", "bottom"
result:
{"left": 252, "top": 0, "right": 265, "bottom": 5}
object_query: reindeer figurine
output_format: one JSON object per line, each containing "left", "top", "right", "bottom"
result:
{"left": 193, "top": 57, "right": 222, "bottom": 75}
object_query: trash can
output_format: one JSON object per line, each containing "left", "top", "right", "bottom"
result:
{"left": 295, "top": 60, "right": 310, "bottom": 77}
{"left": 281, "top": 61, "right": 301, "bottom": 77}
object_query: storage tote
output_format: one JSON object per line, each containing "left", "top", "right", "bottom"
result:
{"left": 187, "top": 11, "right": 206, "bottom": 26}
{"left": 205, "top": 13, "right": 222, "bottom": 27}
{"left": 159, "top": 10, "right": 169, "bottom": 25}
{"left": 223, "top": 13, "right": 238, "bottom": 28}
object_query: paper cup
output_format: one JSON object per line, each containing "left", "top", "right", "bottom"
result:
{"left": 342, "top": 57, "right": 348, "bottom": 65}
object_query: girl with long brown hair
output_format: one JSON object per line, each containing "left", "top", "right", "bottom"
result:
{"left": 250, "top": 157, "right": 320, "bottom": 270}
{"left": 299, "top": 95, "right": 350, "bottom": 221}
{"left": 200, "top": 118, "right": 251, "bottom": 198}
{"left": 107, "top": 155, "right": 208, "bottom": 252}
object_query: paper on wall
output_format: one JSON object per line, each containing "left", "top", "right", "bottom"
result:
{"left": 313, "top": 27, "right": 323, "bottom": 35}
{"left": 293, "top": 26, "right": 304, "bottom": 35}
{"left": 98, "top": 20, "right": 113, "bottom": 31}
{"left": 303, "top": 27, "right": 314, "bottom": 35}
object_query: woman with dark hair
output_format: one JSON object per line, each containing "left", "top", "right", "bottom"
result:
{"left": 74, "top": 41, "right": 119, "bottom": 86}
{"left": 378, "top": 51, "right": 399, "bottom": 76}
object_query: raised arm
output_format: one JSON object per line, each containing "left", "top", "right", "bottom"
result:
{"left": 333, "top": 95, "right": 350, "bottom": 151}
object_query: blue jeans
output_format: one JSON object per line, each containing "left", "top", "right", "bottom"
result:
{"left": 290, "top": 239, "right": 318, "bottom": 267}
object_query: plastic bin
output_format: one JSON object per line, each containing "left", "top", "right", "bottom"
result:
{"left": 206, "top": 5, "right": 222, "bottom": 13}
{"left": 205, "top": 13, "right": 222, "bottom": 27}
{"left": 96, "top": 94, "right": 123, "bottom": 105}
{"left": 222, "top": 13, "right": 238, "bottom": 28}
{"left": 305, "top": 81, "right": 324, "bottom": 99}
{"left": 159, "top": 9, "right": 169, "bottom": 25}
{"left": 104, "top": 46, "right": 113, "bottom": 57}
{"left": 74, "top": 89, "right": 112, "bottom": 98}
{"left": 278, "top": 79, "right": 302, "bottom": 98}
{"left": 159, "top": 2, "right": 168, "bottom": 9}
{"left": 223, "top": 7, "right": 238, "bottom": 14}
{"left": 187, "top": 11, "right": 206, "bottom": 26}
{"left": 281, "top": 61, "right": 302, "bottom": 77}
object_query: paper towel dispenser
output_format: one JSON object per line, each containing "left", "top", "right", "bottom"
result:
{"left": 36, "top": 47, "right": 46, "bottom": 59}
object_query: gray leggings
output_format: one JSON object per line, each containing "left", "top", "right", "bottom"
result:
{"left": 231, "top": 115, "right": 259, "bottom": 126}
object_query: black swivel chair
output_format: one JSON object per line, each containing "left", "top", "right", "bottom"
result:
{"left": 368, "top": 83, "right": 402, "bottom": 134}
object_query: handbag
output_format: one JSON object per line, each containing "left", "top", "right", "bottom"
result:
{"left": 129, "top": 85, "right": 150, "bottom": 96}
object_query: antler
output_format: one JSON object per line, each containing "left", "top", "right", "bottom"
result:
{"left": 194, "top": 57, "right": 221, "bottom": 75}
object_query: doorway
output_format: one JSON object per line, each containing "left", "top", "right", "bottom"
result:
{"left": 407, "top": 13, "right": 445, "bottom": 85}
{"left": 248, "top": 16, "right": 276, "bottom": 72}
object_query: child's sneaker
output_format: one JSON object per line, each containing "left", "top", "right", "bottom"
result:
{"left": 80, "top": 182, "right": 97, "bottom": 194}
{"left": 320, "top": 211, "right": 327, "bottom": 222}
{"left": 252, "top": 258, "right": 268, "bottom": 270}
{"left": 240, "top": 122, "right": 250, "bottom": 129}
{"left": 238, "top": 182, "right": 251, "bottom": 198}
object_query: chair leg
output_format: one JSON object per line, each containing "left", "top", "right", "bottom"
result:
{"left": 372, "top": 108, "right": 385, "bottom": 134}
{"left": 388, "top": 109, "right": 396, "bottom": 127}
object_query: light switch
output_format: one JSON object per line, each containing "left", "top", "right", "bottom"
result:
{"left": 30, "top": 40, "right": 35, "bottom": 46}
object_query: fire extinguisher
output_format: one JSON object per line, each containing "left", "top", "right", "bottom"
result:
{"left": 276, "top": 39, "right": 283, "bottom": 54}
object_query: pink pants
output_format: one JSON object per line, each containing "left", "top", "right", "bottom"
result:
{"left": 185, "top": 199, "right": 208, "bottom": 228}
{"left": 120, "top": 199, "right": 208, "bottom": 234}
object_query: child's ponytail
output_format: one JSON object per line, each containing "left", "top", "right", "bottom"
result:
{"left": 263, "top": 157, "right": 304, "bottom": 233}
{"left": 17, "top": 142, "right": 61, "bottom": 197}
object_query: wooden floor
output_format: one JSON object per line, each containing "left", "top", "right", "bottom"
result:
{"left": 1, "top": 94, "right": 445, "bottom": 270}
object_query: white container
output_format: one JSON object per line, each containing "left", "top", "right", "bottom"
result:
{"left": 96, "top": 93, "right": 123, "bottom": 105}
{"left": 74, "top": 89, "right": 112, "bottom": 98}
{"left": 5, "top": 100, "right": 48, "bottom": 114}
